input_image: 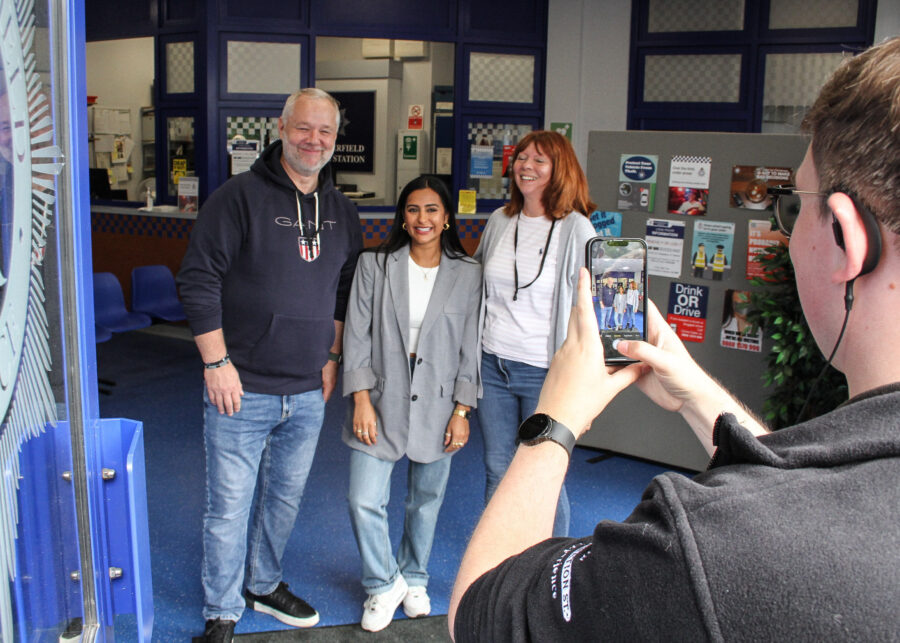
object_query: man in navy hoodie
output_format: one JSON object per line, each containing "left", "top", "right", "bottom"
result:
{"left": 450, "top": 38, "right": 900, "bottom": 641}
{"left": 177, "top": 88, "right": 362, "bottom": 643}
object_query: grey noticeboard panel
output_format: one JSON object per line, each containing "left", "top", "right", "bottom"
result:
{"left": 580, "top": 130, "right": 807, "bottom": 471}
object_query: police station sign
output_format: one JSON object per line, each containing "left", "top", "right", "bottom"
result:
{"left": 330, "top": 91, "right": 375, "bottom": 173}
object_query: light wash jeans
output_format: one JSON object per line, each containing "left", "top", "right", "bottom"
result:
{"left": 624, "top": 304, "right": 635, "bottom": 328}
{"left": 476, "top": 351, "right": 570, "bottom": 537}
{"left": 347, "top": 449, "right": 452, "bottom": 594}
{"left": 202, "top": 389, "right": 325, "bottom": 621}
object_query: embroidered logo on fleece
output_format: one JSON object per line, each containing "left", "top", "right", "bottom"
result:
{"left": 550, "top": 541, "right": 593, "bottom": 622}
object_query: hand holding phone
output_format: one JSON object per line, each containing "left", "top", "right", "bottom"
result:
{"left": 585, "top": 237, "right": 648, "bottom": 364}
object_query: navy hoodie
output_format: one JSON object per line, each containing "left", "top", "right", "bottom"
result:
{"left": 177, "top": 141, "right": 363, "bottom": 395}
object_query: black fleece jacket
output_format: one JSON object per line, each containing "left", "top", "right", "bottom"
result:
{"left": 456, "top": 383, "right": 900, "bottom": 642}
{"left": 177, "top": 141, "right": 362, "bottom": 395}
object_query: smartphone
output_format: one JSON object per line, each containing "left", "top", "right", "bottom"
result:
{"left": 585, "top": 237, "right": 648, "bottom": 364}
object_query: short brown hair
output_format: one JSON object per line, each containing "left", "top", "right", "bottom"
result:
{"left": 503, "top": 130, "right": 597, "bottom": 219}
{"left": 802, "top": 37, "right": 900, "bottom": 234}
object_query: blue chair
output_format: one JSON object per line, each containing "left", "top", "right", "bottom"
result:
{"left": 95, "top": 324, "right": 113, "bottom": 343}
{"left": 131, "top": 265, "right": 186, "bottom": 322}
{"left": 93, "top": 272, "right": 152, "bottom": 333}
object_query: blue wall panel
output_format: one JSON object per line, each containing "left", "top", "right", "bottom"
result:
{"left": 86, "top": 0, "right": 155, "bottom": 40}
{"left": 312, "top": 0, "right": 456, "bottom": 38}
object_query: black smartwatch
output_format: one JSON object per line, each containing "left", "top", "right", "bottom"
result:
{"left": 516, "top": 413, "right": 576, "bottom": 456}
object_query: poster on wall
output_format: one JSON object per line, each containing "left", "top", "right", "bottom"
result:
{"left": 329, "top": 91, "right": 375, "bottom": 173}
{"left": 590, "top": 211, "right": 623, "bottom": 237}
{"left": 747, "top": 219, "right": 789, "bottom": 280}
{"left": 729, "top": 165, "right": 793, "bottom": 210}
{"left": 690, "top": 220, "right": 735, "bottom": 281}
{"left": 617, "top": 154, "right": 658, "bottom": 212}
{"left": 666, "top": 282, "right": 709, "bottom": 343}
{"left": 646, "top": 218, "right": 685, "bottom": 278}
{"left": 469, "top": 145, "right": 493, "bottom": 178}
{"left": 720, "top": 290, "right": 762, "bottom": 352}
{"left": 668, "top": 155, "right": 711, "bottom": 215}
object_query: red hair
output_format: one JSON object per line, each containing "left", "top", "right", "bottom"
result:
{"left": 503, "top": 130, "right": 597, "bottom": 219}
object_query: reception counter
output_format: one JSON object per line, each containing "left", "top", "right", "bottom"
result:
{"left": 90, "top": 203, "right": 488, "bottom": 305}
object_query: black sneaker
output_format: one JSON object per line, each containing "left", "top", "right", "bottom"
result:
{"left": 244, "top": 581, "right": 319, "bottom": 628}
{"left": 203, "top": 619, "right": 235, "bottom": 643}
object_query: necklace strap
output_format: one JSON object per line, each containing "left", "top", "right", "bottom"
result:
{"left": 513, "top": 214, "right": 557, "bottom": 302}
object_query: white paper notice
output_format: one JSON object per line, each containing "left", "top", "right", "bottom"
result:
{"left": 646, "top": 218, "right": 686, "bottom": 278}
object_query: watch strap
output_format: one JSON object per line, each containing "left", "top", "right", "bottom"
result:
{"left": 516, "top": 414, "right": 576, "bottom": 456}
{"left": 327, "top": 351, "right": 342, "bottom": 364}
{"left": 452, "top": 408, "right": 471, "bottom": 420}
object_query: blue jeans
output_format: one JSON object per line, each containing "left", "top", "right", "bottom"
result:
{"left": 624, "top": 304, "right": 635, "bottom": 328}
{"left": 202, "top": 389, "right": 325, "bottom": 621}
{"left": 602, "top": 306, "right": 614, "bottom": 328}
{"left": 347, "top": 449, "right": 452, "bottom": 593}
{"left": 476, "top": 351, "right": 570, "bottom": 537}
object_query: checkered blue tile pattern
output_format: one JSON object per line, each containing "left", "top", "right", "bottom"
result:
{"left": 92, "top": 212, "right": 194, "bottom": 239}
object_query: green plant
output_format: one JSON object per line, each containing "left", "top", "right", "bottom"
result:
{"left": 747, "top": 241, "right": 847, "bottom": 428}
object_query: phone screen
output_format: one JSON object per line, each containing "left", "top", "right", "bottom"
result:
{"left": 585, "top": 237, "right": 648, "bottom": 363}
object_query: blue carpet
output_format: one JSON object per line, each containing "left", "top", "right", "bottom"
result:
{"left": 97, "top": 329, "right": 682, "bottom": 641}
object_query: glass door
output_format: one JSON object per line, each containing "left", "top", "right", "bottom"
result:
{"left": 0, "top": 0, "right": 143, "bottom": 640}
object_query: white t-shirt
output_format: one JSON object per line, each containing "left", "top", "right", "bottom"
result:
{"left": 408, "top": 256, "right": 439, "bottom": 354}
{"left": 482, "top": 214, "right": 560, "bottom": 368}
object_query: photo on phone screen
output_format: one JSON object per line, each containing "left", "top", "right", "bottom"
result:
{"left": 585, "top": 237, "right": 648, "bottom": 363}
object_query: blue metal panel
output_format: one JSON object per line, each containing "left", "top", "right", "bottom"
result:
{"left": 99, "top": 418, "right": 153, "bottom": 641}
{"left": 85, "top": 0, "right": 156, "bottom": 40}
{"left": 220, "top": 0, "right": 308, "bottom": 28}
{"left": 311, "top": 0, "right": 456, "bottom": 39}
{"left": 460, "top": 0, "right": 546, "bottom": 44}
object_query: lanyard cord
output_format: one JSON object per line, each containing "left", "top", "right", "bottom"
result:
{"left": 296, "top": 190, "right": 320, "bottom": 241}
{"left": 513, "top": 213, "right": 557, "bottom": 302}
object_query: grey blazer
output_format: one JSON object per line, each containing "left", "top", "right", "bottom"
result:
{"left": 342, "top": 246, "right": 482, "bottom": 463}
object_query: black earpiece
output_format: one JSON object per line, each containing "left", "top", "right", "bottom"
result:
{"left": 831, "top": 190, "right": 882, "bottom": 277}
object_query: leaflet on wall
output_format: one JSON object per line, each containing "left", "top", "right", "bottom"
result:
{"left": 720, "top": 290, "right": 762, "bottom": 352}
{"left": 668, "top": 155, "right": 711, "bottom": 216}
{"left": 690, "top": 220, "right": 735, "bottom": 281}
{"left": 469, "top": 145, "right": 494, "bottom": 178}
{"left": 111, "top": 136, "right": 133, "bottom": 163}
{"left": 666, "top": 282, "right": 709, "bottom": 343}
{"left": 458, "top": 189, "right": 477, "bottom": 214}
{"left": 646, "top": 218, "right": 685, "bottom": 278}
{"left": 747, "top": 219, "right": 789, "bottom": 280}
{"left": 229, "top": 139, "right": 260, "bottom": 175}
{"left": 729, "top": 165, "right": 793, "bottom": 210}
{"left": 590, "top": 211, "right": 622, "bottom": 237}
{"left": 617, "top": 154, "right": 658, "bottom": 212}
{"left": 178, "top": 177, "right": 199, "bottom": 213}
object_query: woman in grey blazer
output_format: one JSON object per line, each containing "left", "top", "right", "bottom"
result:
{"left": 342, "top": 176, "right": 481, "bottom": 633}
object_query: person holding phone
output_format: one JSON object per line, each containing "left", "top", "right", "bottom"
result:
{"left": 450, "top": 37, "right": 900, "bottom": 641}
{"left": 342, "top": 176, "right": 481, "bottom": 633}
{"left": 474, "top": 130, "right": 596, "bottom": 537}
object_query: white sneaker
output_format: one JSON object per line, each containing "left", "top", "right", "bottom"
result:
{"left": 402, "top": 585, "right": 431, "bottom": 618}
{"left": 361, "top": 575, "right": 408, "bottom": 632}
